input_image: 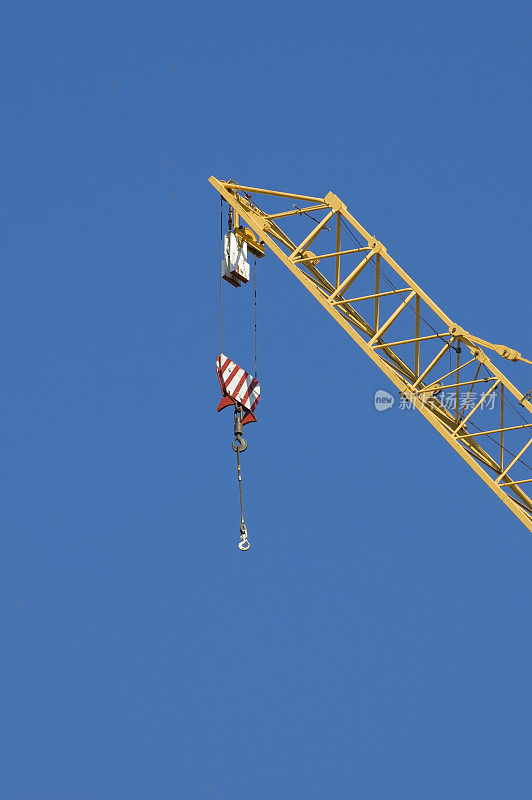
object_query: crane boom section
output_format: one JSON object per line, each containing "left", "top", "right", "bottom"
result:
{"left": 210, "top": 177, "right": 532, "bottom": 534}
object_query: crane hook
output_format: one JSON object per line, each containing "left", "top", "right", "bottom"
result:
{"left": 238, "top": 521, "right": 250, "bottom": 551}
{"left": 232, "top": 434, "right": 247, "bottom": 453}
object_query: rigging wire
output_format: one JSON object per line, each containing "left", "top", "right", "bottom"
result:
{"left": 504, "top": 391, "right": 530, "bottom": 426}
{"left": 292, "top": 204, "right": 331, "bottom": 229}
{"left": 480, "top": 365, "right": 530, "bottom": 427}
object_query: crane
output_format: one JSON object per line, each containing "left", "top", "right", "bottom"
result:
{"left": 210, "top": 176, "right": 532, "bottom": 535}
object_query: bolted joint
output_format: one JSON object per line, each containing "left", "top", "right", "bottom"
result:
{"left": 368, "top": 237, "right": 387, "bottom": 255}
{"left": 449, "top": 323, "right": 465, "bottom": 337}
{"left": 501, "top": 347, "right": 521, "bottom": 362}
{"left": 324, "top": 191, "right": 346, "bottom": 212}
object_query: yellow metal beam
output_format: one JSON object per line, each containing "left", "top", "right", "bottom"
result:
{"left": 292, "top": 209, "right": 335, "bottom": 257}
{"left": 411, "top": 341, "right": 455, "bottom": 391}
{"left": 335, "top": 212, "right": 341, "bottom": 289}
{"left": 221, "top": 182, "right": 324, "bottom": 203}
{"left": 456, "top": 423, "right": 532, "bottom": 440}
{"left": 329, "top": 250, "right": 377, "bottom": 301}
{"left": 333, "top": 287, "right": 411, "bottom": 306}
{"left": 368, "top": 291, "right": 417, "bottom": 346}
{"left": 416, "top": 377, "right": 496, "bottom": 395}
{"left": 373, "top": 332, "right": 447, "bottom": 349}
{"left": 266, "top": 204, "right": 328, "bottom": 220}
{"left": 497, "top": 436, "right": 532, "bottom": 483}
{"left": 296, "top": 247, "right": 368, "bottom": 264}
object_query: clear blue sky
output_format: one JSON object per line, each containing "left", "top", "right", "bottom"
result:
{"left": 2, "top": 2, "right": 532, "bottom": 798}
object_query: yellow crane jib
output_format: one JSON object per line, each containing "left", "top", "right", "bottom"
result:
{"left": 211, "top": 176, "right": 532, "bottom": 536}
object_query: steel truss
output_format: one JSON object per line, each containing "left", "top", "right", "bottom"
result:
{"left": 210, "top": 177, "right": 532, "bottom": 534}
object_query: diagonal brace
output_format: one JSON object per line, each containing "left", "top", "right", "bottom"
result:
{"left": 329, "top": 249, "right": 378, "bottom": 301}
{"left": 369, "top": 291, "right": 416, "bottom": 346}
{"left": 292, "top": 209, "right": 335, "bottom": 258}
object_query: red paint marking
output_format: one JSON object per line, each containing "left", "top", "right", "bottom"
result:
{"left": 233, "top": 371, "right": 248, "bottom": 398}
{"left": 240, "top": 378, "right": 259, "bottom": 405}
{"left": 224, "top": 365, "right": 240, "bottom": 388}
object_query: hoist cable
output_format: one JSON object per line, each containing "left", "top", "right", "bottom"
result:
{"left": 236, "top": 446, "right": 245, "bottom": 521}
{"left": 217, "top": 198, "right": 256, "bottom": 550}
{"left": 236, "top": 445, "right": 250, "bottom": 550}
{"left": 232, "top": 405, "right": 250, "bottom": 550}
{"left": 254, "top": 254, "right": 258, "bottom": 379}
{"left": 219, "top": 196, "right": 223, "bottom": 357}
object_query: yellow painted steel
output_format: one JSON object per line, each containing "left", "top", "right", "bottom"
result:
{"left": 210, "top": 176, "right": 532, "bottom": 534}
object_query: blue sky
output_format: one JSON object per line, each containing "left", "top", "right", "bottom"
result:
{"left": 1, "top": 1, "right": 532, "bottom": 798}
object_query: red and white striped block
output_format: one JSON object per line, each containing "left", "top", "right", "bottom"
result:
{"left": 216, "top": 354, "right": 260, "bottom": 424}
